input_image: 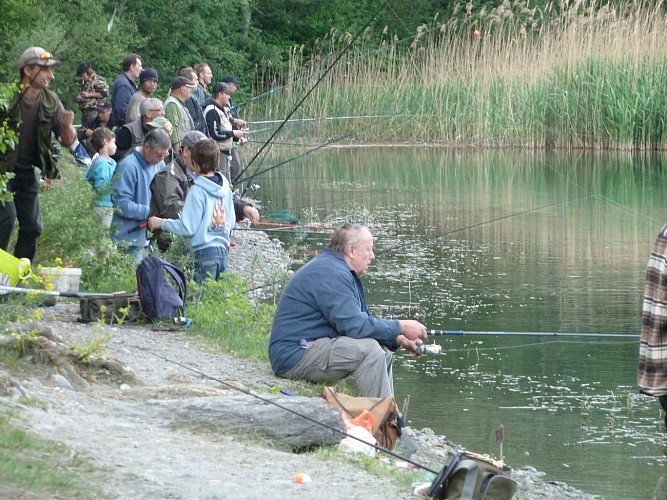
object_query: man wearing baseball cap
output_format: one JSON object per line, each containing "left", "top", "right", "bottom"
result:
{"left": 149, "top": 130, "right": 207, "bottom": 251}
{"left": 163, "top": 76, "right": 196, "bottom": 149}
{"left": 77, "top": 99, "right": 113, "bottom": 154}
{"left": 203, "top": 82, "right": 246, "bottom": 180}
{"left": 149, "top": 129, "right": 259, "bottom": 252}
{"left": 220, "top": 75, "right": 247, "bottom": 184}
{"left": 74, "top": 63, "right": 109, "bottom": 125}
{"left": 0, "top": 47, "right": 79, "bottom": 261}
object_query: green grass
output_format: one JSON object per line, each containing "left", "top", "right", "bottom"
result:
{"left": 0, "top": 409, "right": 102, "bottom": 498}
{"left": 186, "top": 275, "right": 275, "bottom": 359}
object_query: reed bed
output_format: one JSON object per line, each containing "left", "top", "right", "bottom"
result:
{"left": 250, "top": 0, "right": 667, "bottom": 151}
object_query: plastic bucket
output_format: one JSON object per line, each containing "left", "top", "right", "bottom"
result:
{"left": 37, "top": 267, "right": 82, "bottom": 294}
{"left": 0, "top": 248, "right": 31, "bottom": 294}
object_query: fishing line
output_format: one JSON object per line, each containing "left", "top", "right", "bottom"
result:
{"left": 238, "top": 0, "right": 393, "bottom": 183}
{"left": 531, "top": 154, "right": 665, "bottom": 229}
{"left": 377, "top": 196, "right": 591, "bottom": 255}
{"left": 122, "top": 342, "right": 438, "bottom": 474}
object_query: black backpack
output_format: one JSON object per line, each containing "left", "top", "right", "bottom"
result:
{"left": 427, "top": 451, "right": 517, "bottom": 500}
{"left": 136, "top": 255, "right": 187, "bottom": 321}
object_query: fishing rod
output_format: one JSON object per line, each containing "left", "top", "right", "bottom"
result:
{"left": 237, "top": 0, "right": 393, "bottom": 183}
{"left": 237, "top": 132, "right": 353, "bottom": 193}
{"left": 247, "top": 140, "right": 315, "bottom": 147}
{"left": 377, "top": 196, "right": 591, "bottom": 255}
{"left": 255, "top": 221, "right": 337, "bottom": 230}
{"left": 0, "top": 284, "right": 120, "bottom": 299}
{"left": 230, "top": 88, "right": 277, "bottom": 110}
{"left": 249, "top": 114, "right": 406, "bottom": 126}
{"left": 235, "top": 21, "right": 436, "bottom": 113}
{"left": 234, "top": 226, "right": 332, "bottom": 235}
{"left": 126, "top": 342, "right": 438, "bottom": 474}
{"left": 427, "top": 329, "right": 639, "bottom": 339}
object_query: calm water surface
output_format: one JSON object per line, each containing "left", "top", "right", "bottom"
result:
{"left": 252, "top": 147, "right": 667, "bottom": 499}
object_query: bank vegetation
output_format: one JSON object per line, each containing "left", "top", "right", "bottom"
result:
{"left": 253, "top": 0, "right": 667, "bottom": 151}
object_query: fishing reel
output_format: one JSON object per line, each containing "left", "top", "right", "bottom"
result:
{"left": 416, "top": 343, "right": 442, "bottom": 355}
{"left": 238, "top": 127, "right": 249, "bottom": 145}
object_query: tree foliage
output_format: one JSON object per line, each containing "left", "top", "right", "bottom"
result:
{"left": 0, "top": 0, "right": 642, "bottom": 113}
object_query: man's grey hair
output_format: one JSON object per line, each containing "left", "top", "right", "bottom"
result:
{"left": 329, "top": 224, "right": 367, "bottom": 254}
{"left": 143, "top": 128, "right": 171, "bottom": 149}
{"left": 140, "top": 98, "right": 162, "bottom": 117}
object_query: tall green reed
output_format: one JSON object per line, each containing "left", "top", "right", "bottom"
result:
{"left": 250, "top": 0, "right": 667, "bottom": 151}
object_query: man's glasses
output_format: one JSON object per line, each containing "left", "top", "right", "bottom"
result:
{"left": 151, "top": 147, "right": 169, "bottom": 160}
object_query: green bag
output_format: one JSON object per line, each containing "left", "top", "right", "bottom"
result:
{"left": 78, "top": 292, "right": 142, "bottom": 324}
{"left": 427, "top": 451, "right": 517, "bottom": 500}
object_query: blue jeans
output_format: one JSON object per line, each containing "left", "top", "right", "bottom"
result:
{"left": 126, "top": 245, "right": 147, "bottom": 264}
{"left": 194, "top": 245, "right": 228, "bottom": 284}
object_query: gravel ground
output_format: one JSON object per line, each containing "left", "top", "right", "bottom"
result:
{"left": 0, "top": 231, "right": 595, "bottom": 499}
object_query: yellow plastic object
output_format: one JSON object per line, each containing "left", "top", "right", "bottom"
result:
{"left": 0, "top": 248, "right": 31, "bottom": 293}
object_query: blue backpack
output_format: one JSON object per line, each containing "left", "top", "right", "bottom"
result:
{"left": 136, "top": 255, "right": 187, "bottom": 321}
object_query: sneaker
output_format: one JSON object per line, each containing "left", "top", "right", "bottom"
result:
{"left": 72, "top": 142, "right": 92, "bottom": 167}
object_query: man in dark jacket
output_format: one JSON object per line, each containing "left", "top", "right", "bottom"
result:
{"left": 269, "top": 224, "right": 427, "bottom": 398}
{"left": 203, "top": 83, "right": 245, "bottom": 180}
{"left": 220, "top": 75, "right": 246, "bottom": 184}
{"left": 111, "top": 54, "right": 142, "bottom": 127}
{"left": 149, "top": 130, "right": 258, "bottom": 252}
{"left": 0, "top": 47, "right": 77, "bottom": 260}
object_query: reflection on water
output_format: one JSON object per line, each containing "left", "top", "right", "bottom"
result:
{"left": 255, "top": 148, "right": 667, "bottom": 499}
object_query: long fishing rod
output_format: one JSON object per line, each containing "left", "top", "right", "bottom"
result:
{"left": 378, "top": 196, "right": 591, "bottom": 255}
{"left": 427, "top": 329, "right": 639, "bottom": 339}
{"left": 237, "top": 132, "right": 354, "bottom": 193}
{"left": 237, "top": 101, "right": 396, "bottom": 190}
{"left": 126, "top": 342, "right": 438, "bottom": 474}
{"left": 237, "top": 0, "right": 392, "bottom": 183}
{"left": 234, "top": 226, "right": 332, "bottom": 235}
{"left": 230, "top": 88, "right": 277, "bottom": 110}
{"left": 249, "top": 114, "right": 406, "bottom": 126}
{"left": 235, "top": 20, "right": 437, "bottom": 112}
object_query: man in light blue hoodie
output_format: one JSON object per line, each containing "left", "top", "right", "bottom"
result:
{"left": 111, "top": 128, "right": 170, "bottom": 262}
{"left": 148, "top": 139, "right": 234, "bottom": 283}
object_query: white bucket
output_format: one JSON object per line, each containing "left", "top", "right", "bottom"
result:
{"left": 37, "top": 267, "right": 82, "bottom": 294}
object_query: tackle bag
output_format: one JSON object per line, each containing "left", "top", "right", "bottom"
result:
{"left": 427, "top": 450, "right": 517, "bottom": 500}
{"left": 322, "top": 387, "right": 401, "bottom": 450}
{"left": 136, "top": 255, "right": 187, "bottom": 321}
{"left": 79, "top": 292, "right": 142, "bottom": 324}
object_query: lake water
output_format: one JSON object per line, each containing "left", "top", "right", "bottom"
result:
{"left": 250, "top": 147, "right": 667, "bottom": 499}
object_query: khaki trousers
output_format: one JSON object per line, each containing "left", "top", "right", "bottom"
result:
{"left": 281, "top": 336, "right": 394, "bottom": 398}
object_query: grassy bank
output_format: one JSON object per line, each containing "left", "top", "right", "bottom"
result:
{"left": 0, "top": 407, "right": 102, "bottom": 498}
{"left": 251, "top": 0, "right": 667, "bottom": 151}
{"left": 1, "top": 158, "right": 276, "bottom": 361}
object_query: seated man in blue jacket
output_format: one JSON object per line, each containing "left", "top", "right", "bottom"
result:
{"left": 269, "top": 223, "right": 428, "bottom": 398}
